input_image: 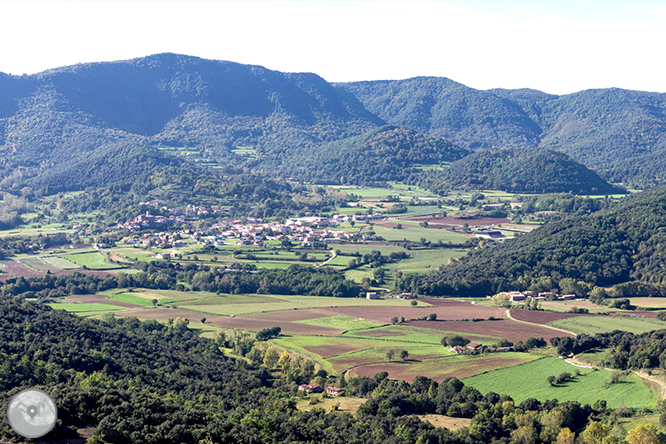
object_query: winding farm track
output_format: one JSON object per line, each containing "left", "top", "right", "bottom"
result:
{"left": 566, "top": 356, "right": 666, "bottom": 402}
{"left": 635, "top": 371, "right": 666, "bottom": 400}
{"left": 506, "top": 309, "right": 577, "bottom": 337}
{"left": 316, "top": 249, "right": 337, "bottom": 267}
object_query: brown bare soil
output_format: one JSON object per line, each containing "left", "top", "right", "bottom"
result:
{"left": 349, "top": 354, "right": 530, "bottom": 382}
{"left": 327, "top": 299, "right": 505, "bottom": 324}
{"left": 409, "top": 318, "right": 573, "bottom": 341}
{"left": 241, "top": 309, "right": 332, "bottom": 323}
{"left": 0, "top": 260, "right": 43, "bottom": 279}
{"left": 0, "top": 259, "right": 115, "bottom": 280}
{"left": 306, "top": 344, "right": 369, "bottom": 358}
{"left": 510, "top": 309, "right": 588, "bottom": 324}
{"left": 397, "top": 214, "right": 510, "bottom": 227}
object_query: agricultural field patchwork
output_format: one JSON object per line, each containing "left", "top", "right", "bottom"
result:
{"left": 349, "top": 352, "right": 539, "bottom": 382}
{"left": 296, "top": 315, "right": 384, "bottom": 330}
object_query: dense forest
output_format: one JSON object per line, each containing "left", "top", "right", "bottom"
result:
{"left": 1, "top": 54, "right": 666, "bottom": 193}
{"left": 551, "top": 329, "right": 666, "bottom": 371}
{"left": 0, "top": 297, "right": 647, "bottom": 444}
{"left": 409, "top": 185, "right": 666, "bottom": 297}
{"left": 339, "top": 78, "right": 666, "bottom": 188}
{"left": 412, "top": 147, "right": 623, "bottom": 194}
{"left": 268, "top": 126, "right": 469, "bottom": 185}
{"left": 0, "top": 53, "right": 381, "bottom": 193}
{"left": 0, "top": 262, "right": 363, "bottom": 299}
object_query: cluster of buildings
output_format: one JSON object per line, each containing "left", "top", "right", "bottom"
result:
{"left": 207, "top": 220, "right": 358, "bottom": 247}
{"left": 499, "top": 291, "right": 578, "bottom": 302}
{"left": 119, "top": 203, "right": 389, "bottom": 247}
{"left": 297, "top": 383, "right": 344, "bottom": 397}
{"left": 123, "top": 232, "right": 188, "bottom": 249}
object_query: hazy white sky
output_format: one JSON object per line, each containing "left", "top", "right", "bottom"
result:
{"left": 0, "top": 0, "right": 664, "bottom": 95}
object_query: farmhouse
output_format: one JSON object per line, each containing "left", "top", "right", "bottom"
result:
{"left": 507, "top": 291, "right": 526, "bottom": 302}
{"left": 326, "top": 386, "right": 344, "bottom": 397}
{"left": 474, "top": 230, "right": 506, "bottom": 240}
{"left": 298, "top": 383, "right": 324, "bottom": 394}
{"left": 560, "top": 294, "right": 577, "bottom": 300}
{"left": 366, "top": 292, "right": 381, "bottom": 300}
{"left": 466, "top": 342, "right": 486, "bottom": 352}
{"left": 155, "top": 252, "right": 174, "bottom": 260}
{"left": 449, "top": 346, "right": 465, "bottom": 354}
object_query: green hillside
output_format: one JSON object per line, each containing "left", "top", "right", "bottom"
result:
{"left": 411, "top": 185, "right": 666, "bottom": 296}
{"left": 0, "top": 53, "right": 383, "bottom": 192}
{"left": 417, "top": 147, "right": 624, "bottom": 194}
{"left": 340, "top": 78, "right": 666, "bottom": 188}
{"left": 274, "top": 125, "right": 469, "bottom": 185}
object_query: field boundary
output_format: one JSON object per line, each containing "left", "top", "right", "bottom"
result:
{"left": 507, "top": 309, "right": 577, "bottom": 337}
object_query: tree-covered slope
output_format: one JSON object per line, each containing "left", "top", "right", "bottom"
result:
{"left": 410, "top": 185, "right": 666, "bottom": 296}
{"left": 337, "top": 77, "right": 543, "bottom": 149}
{"left": 0, "top": 53, "right": 384, "bottom": 192}
{"left": 418, "top": 147, "right": 624, "bottom": 194}
{"left": 339, "top": 78, "right": 666, "bottom": 188}
{"left": 272, "top": 125, "right": 470, "bottom": 185}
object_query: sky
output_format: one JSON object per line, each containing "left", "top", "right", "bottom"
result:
{"left": 0, "top": 0, "right": 664, "bottom": 95}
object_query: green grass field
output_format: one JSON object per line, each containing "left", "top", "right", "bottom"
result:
{"left": 372, "top": 225, "right": 470, "bottom": 244}
{"left": 629, "top": 298, "right": 666, "bottom": 308}
{"left": 549, "top": 316, "right": 666, "bottom": 335}
{"left": 344, "top": 325, "right": 502, "bottom": 345}
{"left": 39, "top": 255, "right": 81, "bottom": 270}
{"left": 296, "top": 315, "right": 384, "bottom": 330}
{"left": 463, "top": 357, "right": 656, "bottom": 408}
{"left": 383, "top": 248, "right": 467, "bottom": 274}
{"left": 109, "top": 293, "right": 180, "bottom": 307}
{"left": 47, "top": 302, "right": 119, "bottom": 313}
{"left": 64, "top": 251, "right": 125, "bottom": 269}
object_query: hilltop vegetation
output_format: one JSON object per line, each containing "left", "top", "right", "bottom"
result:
{"left": 0, "top": 54, "right": 666, "bottom": 193}
{"left": 340, "top": 78, "right": 666, "bottom": 188}
{"left": 410, "top": 185, "right": 666, "bottom": 296}
{"left": 0, "top": 53, "right": 382, "bottom": 193}
{"left": 274, "top": 126, "right": 469, "bottom": 185}
{"left": 414, "top": 147, "right": 623, "bottom": 195}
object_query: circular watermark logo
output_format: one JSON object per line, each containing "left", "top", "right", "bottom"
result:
{"left": 7, "top": 389, "right": 58, "bottom": 439}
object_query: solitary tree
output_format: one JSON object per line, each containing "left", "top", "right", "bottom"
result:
{"left": 386, "top": 350, "right": 395, "bottom": 361}
{"left": 400, "top": 350, "right": 409, "bottom": 361}
{"left": 411, "top": 300, "right": 418, "bottom": 307}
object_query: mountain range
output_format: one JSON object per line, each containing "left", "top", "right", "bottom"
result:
{"left": 1, "top": 53, "right": 665, "bottom": 192}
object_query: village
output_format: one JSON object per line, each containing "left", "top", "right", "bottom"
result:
{"left": 114, "top": 201, "right": 390, "bottom": 250}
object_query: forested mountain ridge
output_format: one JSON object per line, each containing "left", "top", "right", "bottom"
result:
{"left": 339, "top": 78, "right": 666, "bottom": 188}
{"left": 337, "top": 77, "right": 543, "bottom": 149}
{"left": 0, "top": 53, "right": 383, "bottom": 192}
{"left": 410, "top": 184, "right": 666, "bottom": 296}
{"left": 2, "top": 53, "right": 666, "bottom": 192}
{"left": 414, "top": 147, "right": 624, "bottom": 195}
{"left": 268, "top": 125, "right": 470, "bottom": 185}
